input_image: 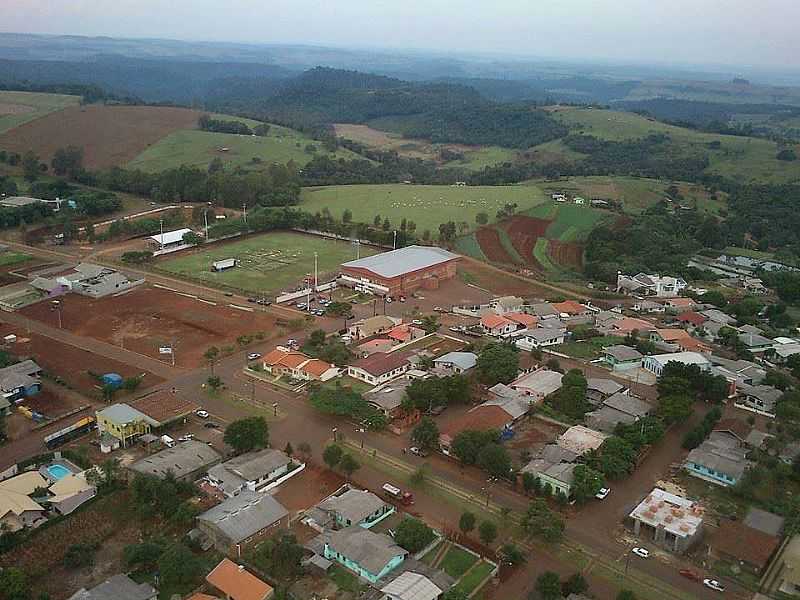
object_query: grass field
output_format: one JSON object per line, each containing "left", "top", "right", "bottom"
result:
{"left": 452, "top": 560, "right": 495, "bottom": 596}
{"left": 300, "top": 184, "right": 548, "bottom": 233}
{"left": 439, "top": 545, "right": 479, "bottom": 578}
{"left": 553, "top": 335, "right": 625, "bottom": 359}
{"left": 0, "top": 252, "right": 32, "bottom": 267}
{"left": 544, "top": 106, "right": 800, "bottom": 184}
{"left": 0, "top": 91, "right": 80, "bottom": 134}
{"left": 156, "top": 231, "right": 378, "bottom": 295}
{"left": 129, "top": 122, "right": 363, "bottom": 173}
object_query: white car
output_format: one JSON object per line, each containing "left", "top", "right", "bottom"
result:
{"left": 703, "top": 579, "right": 725, "bottom": 592}
{"left": 411, "top": 319, "right": 423, "bottom": 326}
{"left": 247, "top": 352, "right": 262, "bottom": 360}
{"left": 631, "top": 547, "right": 649, "bottom": 559}
{"left": 595, "top": 487, "right": 610, "bottom": 500}
{"left": 177, "top": 434, "right": 195, "bottom": 442}
{"left": 195, "top": 409, "right": 210, "bottom": 419}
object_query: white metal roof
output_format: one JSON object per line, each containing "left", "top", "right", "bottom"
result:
{"left": 381, "top": 572, "right": 442, "bottom": 600}
{"left": 148, "top": 228, "right": 193, "bottom": 245}
{"left": 341, "top": 245, "right": 458, "bottom": 279}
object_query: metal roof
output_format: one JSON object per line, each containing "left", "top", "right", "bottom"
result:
{"left": 433, "top": 352, "right": 477, "bottom": 371}
{"left": 381, "top": 572, "right": 443, "bottom": 600}
{"left": 326, "top": 526, "right": 407, "bottom": 576}
{"left": 67, "top": 574, "right": 156, "bottom": 600}
{"left": 603, "top": 344, "right": 643, "bottom": 362}
{"left": 129, "top": 440, "right": 221, "bottom": 479}
{"left": 198, "top": 491, "right": 288, "bottom": 544}
{"left": 97, "top": 403, "right": 158, "bottom": 427}
{"left": 148, "top": 228, "right": 193, "bottom": 245}
{"left": 341, "top": 245, "right": 458, "bottom": 279}
{"left": 317, "top": 488, "right": 387, "bottom": 525}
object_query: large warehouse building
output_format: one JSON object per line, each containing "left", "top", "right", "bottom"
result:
{"left": 340, "top": 245, "right": 460, "bottom": 296}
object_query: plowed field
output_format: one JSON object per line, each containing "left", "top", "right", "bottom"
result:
{"left": 475, "top": 227, "right": 515, "bottom": 263}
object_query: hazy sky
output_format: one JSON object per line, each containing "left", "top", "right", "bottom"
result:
{"left": 2, "top": 0, "right": 799, "bottom": 69}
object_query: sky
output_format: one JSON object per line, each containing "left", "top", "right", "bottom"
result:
{"left": 1, "top": 0, "right": 799, "bottom": 70}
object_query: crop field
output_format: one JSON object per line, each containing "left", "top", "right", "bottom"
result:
{"left": 543, "top": 106, "right": 800, "bottom": 184}
{"left": 0, "top": 104, "right": 202, "bottom": 169}
{"left": 300, "top": 184, "right": 548, "bottom": 233}
{"left": 0, "top": 91, "right": 80, "bottom": 134}
{"left": 455, "top": 202, "right": 611, "bottom": 273}
{"left": 129, "top": 122, "right": 363, "bottom": 173}
{"left": 333, "top": 123, "right": 517, "bottom": 170}
{"left": 157, "top": 231, "right": 379, "bottom": 295}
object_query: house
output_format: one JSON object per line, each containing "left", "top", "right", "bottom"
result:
{"left": 768, "top": 342, "right": 800, "bottom": 363}
{"left": 322, "top": 526, "right": 408, "bottom": 584}
{"left": 483, "top": 383, "right": 534, "bottom": 422}
{"left": 207, "top": 449, "right": 294, "bottom": 497}
{"left": 381, "top": 571, "right": 444, "bottom": 600}
{"left": 738, "top": 332, "right": 774, "bottom": 353}
{"left": 534, "top": 462, "right": 578, "bottom": 497}
{"left": 777, "top": 535, "right": 800, "bottom": 596}
{"left": 316, "top": 488, "right": 395, "bottom": 529}
{"left": 685, "top": 432, "right": 750, "bottom": 487}
{"left": 700, "top": 309, "right": 737, "bottom": 326}
{"left": 439, "top": 405, "right": 518, "bottom": 454}
{"left": 128, "top": 390, "right": 199, "bottom": 429}
{"left": 512, "top": 328, "right": 566, "bottom": 351}
{"left": 357, "top": 339, "right": 396, "bottom": 357}
{"left": 521, "top": 444, "right": 579, "bottom": 481}
{"left": 711, "top": 516, "right": 782, "bottom": 574}
{"left": 528, "top": 302, "right": 559, "bottom": 320}
{"left": 67, "top": 574, "right": 157, "bottom": 600}
{"left": 128, "top": 440, "right": 221, "bottom": 481}
{"left": 347, "top": 352, "right": 412, "bottom": 386}
{"left": 148, "top": 228, "right": 195, "bottom": 253}
{"left": 387, "top": 324, "right": 426, "bottom": 345}
{"left": 585, "top": 378, "right": 624, "bottom": 405}
{"left": 340, "top": 246, "right": 460, "bottom": 297}
{"left": 642, "top": 352, "right": 711, "bottom": 377}
{"left": 0, "top": 359, "right": 42, "bottom": 403}
{"left": 551, "top": 300, "right": 591, "bottom": 320}
{"left": 96, "top": 403, "right": 158, "bottom": 447}
{"left": 490, "top": 296, "right": 524, "bottom": 315}
{"left": 633, "top": 299, "right": 666, "bottom": 313}
{"left": 510, "top": 368, "right": 563, "bottom": 402}
{"left": 602, "top": 345, "right": 644, "bottom": 372}
{"left": 348, "top": 316, "right": 402, "bottom": 340}
{"left": 480, "top": 314, "right": 516, "bottom": 337}
{"left": 617, "top": 273, "right": 687, "bottom": 297}
{"left": 604, "top": 316, "right": 657, "bottom": 336}
{"left": 629, "top": 488, "right": 704, "bottom": 554}
{"left": 661, "top": 297, "right": 696, "bottom": 311}
{"left": 433, "top": 352, "right": 477, "bottom": 374}
{"left": 504, "top": 312, "right": 538, "bottom": 329}
{"left": 586, "top": 393, "right": 651, "bottom": 433}
{"left": 556, "top": 425, "right": 608, "bottom": 456}
{"left": 676, "top": 312, "right": 708, "bottom": 329}
{"left": 47, "top": 470, "right": 97, "bottom": 515}
{"left": 743, "top": 276, "right": 768, "bottom": 295}
{"left": 364, "top": 376, "right": 419, "bottom": 420}
{"left": 708, "top": 355, "right": 766, "bottom": 386}
{"left": 197, "top": 491, "right": 289, "bottom": 553}
{"left": 262, "top": 349, "right": 339, "bottom": 382}
{"left": 650, "top": 329, "right": 709, "bottom": 352}
{"left": 0, "top": 472, "right": 47, "bottom": 531}
{"left": 736, "top": 384, "right": 782, "bottom": 417}
{"left": 206, "top": 558, "right": 274, "bottom": 600}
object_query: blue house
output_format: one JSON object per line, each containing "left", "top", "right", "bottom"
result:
{"left": 0, "top": 360, "right": 42, "bottom": 404}
{"left": 685, "top": 432, "right": 750, "bottom": 487}
{"left": 323, "top": 526, "right": 407, "bottom": 584}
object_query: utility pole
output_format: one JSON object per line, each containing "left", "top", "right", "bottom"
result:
{"left": 393, "top": 230, "right": 397, "bottom": 250}
{"left": 242, "top": 203, "right": 247, "bottom": 226}
{"left": 159, "top": 219, "right": 164, "bottom": 251}
{"left": 314, "top": 252, "right": 318, "bottom": 292}
{"left": 204, "top": 209, "right": 209, "bottom": 239}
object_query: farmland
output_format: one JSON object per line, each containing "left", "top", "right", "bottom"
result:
{"left": 299, "top": 184, "right": 548, "bottom": 233}
{"left": 156, "top": 231, "right": 378, "bottom": 295}
{"left": 0, "top": 104, "right": 202, "bottom": 169}
{"left": 0, "top": 90, "right": 80, "bottom": 134}
{"left": 128, "top": 122, "right": 363, "bottom": 173}
{"left": 455, "top": 202, "right": 612, "bottom": 273}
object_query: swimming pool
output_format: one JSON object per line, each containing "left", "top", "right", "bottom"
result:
{"left": 46, "top": 464, "right": 71, "bottom": 480}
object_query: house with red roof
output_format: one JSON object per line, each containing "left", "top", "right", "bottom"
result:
{"left": 677, "top": 311, "right": 708, "bottom": 329}
{"left": 386, "top": 324, "right": 426, "bottom": 344}
{"left": 439, "top": 405, "right": 516, "bottom": 454}
{"left": 480, "top": 314, "right": 517, "bottom": 337}
{"left": 552, "top": 300, "right": 591, "bottom": 317}
{"left": 505, "top": 312, "right": 538, "bottom": 329}
{"left": 262, "top": 348, "right": 339, "bottom": 382}
{"left": 651, "top": 329, "right": 711, "bottom": 353}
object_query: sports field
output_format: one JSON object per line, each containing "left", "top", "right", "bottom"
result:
{"left": 300, "top": 184, "right": 548, "bottom": 233}
{"left": 0, "top": 91, "right": 80, "bottom": 134}
{"left": 128, "top": 122, "right": 363, "bottom": 173}
{"left": 157, "top": 231, "right": 379, "bottom": 295}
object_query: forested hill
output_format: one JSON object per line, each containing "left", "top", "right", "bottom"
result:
{"left": 207, "top": 67, "right": 569, "bottom": 149}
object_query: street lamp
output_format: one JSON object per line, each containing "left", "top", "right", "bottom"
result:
{"left": 332, "top": 427, "right": 338, "bottom": 443}
{"left": 50, "top": 300, "right": 62, "bottom": 329}
{"left": 272, "top": 402, "right": 278, "bottom": 417}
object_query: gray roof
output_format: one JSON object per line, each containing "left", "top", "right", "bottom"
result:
{"left": 97, "top": 403, "right": 158, "bottom": 427}
{"left": 744, "top": 429, "right": 773, "bottom": 449}
{"left": 341, "top": 245, "right": 458, "bottom": 279}
{"left": 0, "top": 196, "right": 43, "bottom": 207}
{"left": 603, "top": 393, "right": 651, "bottom": 418}
{"left": 686, "top": 438, "right": 750, "bottom": 480}
{"left": 542, "top": 462, "right": 578, "bottom": 486}
{"left": 521, "top": 444, "right": 578, "bottom": 474}
{"left": 586, "top": 378, "right": 624, "bottom": 396}
{"left": 738, "top": 332, "right": 773, "bottom": 348}
{"left": 198, "top": 491, "right": 288, "bottom": 544}
{"left": 129, "top": 440, "right": 221, "bottom": 479}
{"left": 381, "top": 571, "right": 443, "bottom": 600}
{"left": 744, "top": 508, "right": 785, "bottom": 537}
{"left": 220, "top": 449, "right": 291, "bottom": 482}
{"left": 317, "top": 488, "right": 387, "bottom": 525}
{"left": 74, "top": 263, "right": 108, "bottom": 278}
{"left": 67, "top": 574, "right": 156, "bottom": 600}
{"left": 521, "top": 328, "right": 566, "bottom": 342}
{"left": 529, "top": 302, "right": 558, "bottom": 317}
{"left": 709, "top": 355, "right": 765, "bottom": 383}
{"left": 30, "top": 276, "right": 62, "bottom": 292}
{"left": 433, "top": 352, "right": 477, "bottom": 371}
{"left": 511, "top": 369, "right": 563, "bottom": 396}
{"left": 364, "top": 377, "right": 414, "bottom": 412}
{"left": 700, "top": 309, "right": 737, "bottom": 325}
{"left": 739, "top": 384, "right": 782, "bottom": 405}
{"left": 326, "top": 526, "right": 407, "bottom": 576}
{"left": 603, "top": 345, "right": 643, "bottom": 362}
{"left": 0, "top": 359, "right": 41, "bottom": 378}
{"left": 586, "top": 406, "right": 637, "bottom": 432}
{"left": 738, "top": 324, "right": 764, "bottom": 336}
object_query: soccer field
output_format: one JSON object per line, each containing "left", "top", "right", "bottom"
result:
{"left": 156, "top": 231, "right": 379, "bottom": 295}
{"left": 299, "top": 184, "right": 548, "bottom": 233}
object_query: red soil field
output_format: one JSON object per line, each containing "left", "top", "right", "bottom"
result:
{"left": 475, "top": 227, "right": 515, "bottom": 264}
{"left": 20, "top": 286, "right": 279, "bottom": 368}
{"left": 0, "top": 105, "right": 202, "bottom": 169}
{"left": 548, "top": 240, "right": 585, "bottom": 269}
{"left": 502, "top": 214, "right": 552, "bottom": 268}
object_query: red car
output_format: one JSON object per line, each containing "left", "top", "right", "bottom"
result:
{"left": 679, "top": 569, "right": 702, "bottom": 582}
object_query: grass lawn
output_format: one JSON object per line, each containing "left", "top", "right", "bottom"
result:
{"left": 552, "top": 335, "right": 625, "bottom": 359}
{"left": 127, "top": 122, "right": 362, "bottom": 173}
{"left": 0, "top": 91, "right": 80, "bottom": 133}
{"left": 0, "top": 252, "right": 32, "bottom": 267}
{"left": 452, "top": 560, "right": 495, "bottom": 595}
{"left": 418, "top": 539, "right": 443, "bottom": 565}
{"left": 299, "top": 184, "right": 549, "bottom": 234}
{"left": 156, "top": 231, "right": 379, "bottom": 295}
{"left": 321, "top": 376, "right": 374, "bottom": 395}
{"left": 328, "top": 565, "right": 364, "bottom": 594}
{"left": 439, "top": 545, "right": 479, "bottom": 578}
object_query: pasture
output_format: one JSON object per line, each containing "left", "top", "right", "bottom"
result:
{"left": 157, "top": 231, "right": 379, "bottom": 295}
{"left": 129, "top": 122, "right": 363, "bottom": 173}
{"left": 0, "top": 91, "right": 80, "bottom": 134}
{"left": 299, "top": 184, "right": 548, "bottom": 233}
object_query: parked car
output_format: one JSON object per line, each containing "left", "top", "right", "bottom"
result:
{"left": 247, "top": 353, "right": 262, "bottom": 360}
{"left": 399, "top": 296, "right": 406, "bottom": 302}
{"left": 195, "top": 409, "right": 210, "bottom": 419}
{"left": 409, "top": 446, "right": 429, "bottom": 457}
{"left": 433, "top": 306, "right": 445, "bottom": 312}
{"left": 204, "top": 422, "right": 219, "bottom": 429}
{"left": 703, "top": 579, "right": 725, "bottom": 592}
{"left": 449, "top": 326, "right": 462, "bottom": 333}
{"left": 631, "top": 547, "right": 649, "bottom": 559}
{"left": 679, "top": 569, "right": 702, "bottom": 582}
{"left": 177, "top": 434, "right": 195, "bottom": 442}
{"left": 595, "top": 487, "right": 610, "bottom": 500}
{"left": 411, "top": 319, "right": 423, "bottom": 326}
{"left": 247, "top": 297, "right": 258, "bottom": 303}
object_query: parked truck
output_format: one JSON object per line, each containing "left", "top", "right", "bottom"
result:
{"left": 382, "top": 482, "right": 414, "bottom": 505}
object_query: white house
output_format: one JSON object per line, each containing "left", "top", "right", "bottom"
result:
{"left": 480, "top": 314, "right": 517, "bottom": 337}
{"left": 510, "top": 368, "right": 563, "bottom": 403}
{"left": 617, "top": 273, "right": 687, "bottom": 297}
{"left": 207, "top": 448, "right": 295, "bottom": 497}
{"left": 642, "top": 352, "right": 711, "bottom": 377}
{"left": 513, "top": 328, "right": 566, "bottom": 351}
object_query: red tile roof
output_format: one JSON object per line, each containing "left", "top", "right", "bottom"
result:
{"left": 552, "top": 300, "right": 588, "bottom": 315}
{"left": 481, "top": 314, "right": 513, "bottom": 329}
{"left": 666, "top": 297, "right": 695, "bottom": 308}
{"left": 440, "top": 405, "right": 513, "bottom": 441}
{"left": 206, "top": 559, "right": 273, "bottom": 600}
{"left": 713, "top": 418, "right": 752, "bottom": 441}
{"left": 351, "top": 351, "right": 412, "bottom": 376}
{"left": 276, "top": 352, "right": 309, "bottom": 369}
{"left": 611, "top": 317, "right": 657, "bottom": 334}
{"left": 505, "top": 312, "right": 538, "bottom": 327}
{"left": 677, "top": 312, "right": 708, "bottom": 327}
{"left": 301, "top": 359, "right": 334, "bottom": 378}
{"left": 263, "top": 348, "right": 289, "bottom": 366}
{"left": 129, "top": 391, "right": 198, "bottom": 426}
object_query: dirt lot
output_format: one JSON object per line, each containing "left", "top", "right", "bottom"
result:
{"left": 458, "top": 257, "right": 557, "bottom": 298}
{"left": 0, "top": 104, "right": 202, "bottom": 169}
{"left": 548, "top": 240, "right": 584, "bottom": 268}
{"left": 19, "top": 286, "right": 280, "bottom": 368}
{"left": 273, "top": 463, "right": 346, "bottom": 512}
{"left": 0, "top": 325, "right": 165, "bottom": 395}
{"left": 504, "top": 215, "right": 551, "bottom": 266}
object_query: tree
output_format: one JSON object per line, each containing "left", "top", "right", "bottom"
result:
{"left": 571, "top": 464, "right": 604, "bottom": 504}
{"left": 533, "top": 571, "right": 562, "bottom": 600}
{"left": 616, "top": 591, "right": 637, "bottom": 600}
{"left": 0, "top": 567, "right": 29, "bottom": 600}
{"left": 477, "top": 343, "right": 520, "bottom": 385}
{"left": 499, "top": 542, "right": 526, "bottom": 565}
{"left": 522, "top": 499, "right": 564, "bottom": 543}
{"left": 478, "top": 520, "right": 498, "bottom": 546}
{"left": 342, "top": 209, "right": 352, "bottom": 223}
{"left": 252, "top": 532, "right": 304, "bottom": 580}
{"left": 63, "top": 543, "right": 96, "bottom": 569}
{"left": 459, "top": 511, "right": 476, "bottom": 535}
{"left": 204, "top": 346, "right": 220, "bottom": 375}
{"left": 451, "top": 429, "right": 499, "bottom": 465}
{"left": 339, "top": 453, "right": 360, "bottom": 480}
{"left": 476, "top": 212, "right": 489, "bottom": 225}
{"left": 657, "top": 394, "right": 693, "bottom": 425}
{"left": 563, "top": 573, "right": 588, "bottom": 596}
{"left": 51, "top": 146, "right": 84, "bottom": 179}
{"left": 382, "top": 217, "right": 391, "bottom": 231}
{"left": 123, "top": 541, "right": 164, "bottom": 570}
{"left": 420, "top": 315, "right": 440, "bottom": 334}
{"left": 411, "top": 418, "right": 440, "bottom": 452}
{"left": 550, "top": 369, "right": 588, "bottom": 420}
{"left": 395, "top": 518, "right": 436, "bottom": 553}
{"left": 182, "top": 231, "right": 203, "bottom": 245}
{"left": 223, "top": 417, "right": 269, "bottom": 453}
{"left": 157, "top": 543, "right": 203, "bottom": 588}
{"left": 590, "top": 436, "right": 637, "bottom": 479}
{"left": 22, "top": 150, "right": 40, "bottom": 182}
{"left": 323, "top": 444, "right": 343, "bottom": 470}
{"left": 297, "top": 442, "right": 312, "bottom": 460}
{"left": 477, "top": 443, "right": 512, "bottom": 479}
{"left": 442, "top": 590, "right": 469, "bottom": 600}
{"left": 206, "top": 375, "right": 222, "bottom": 390}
